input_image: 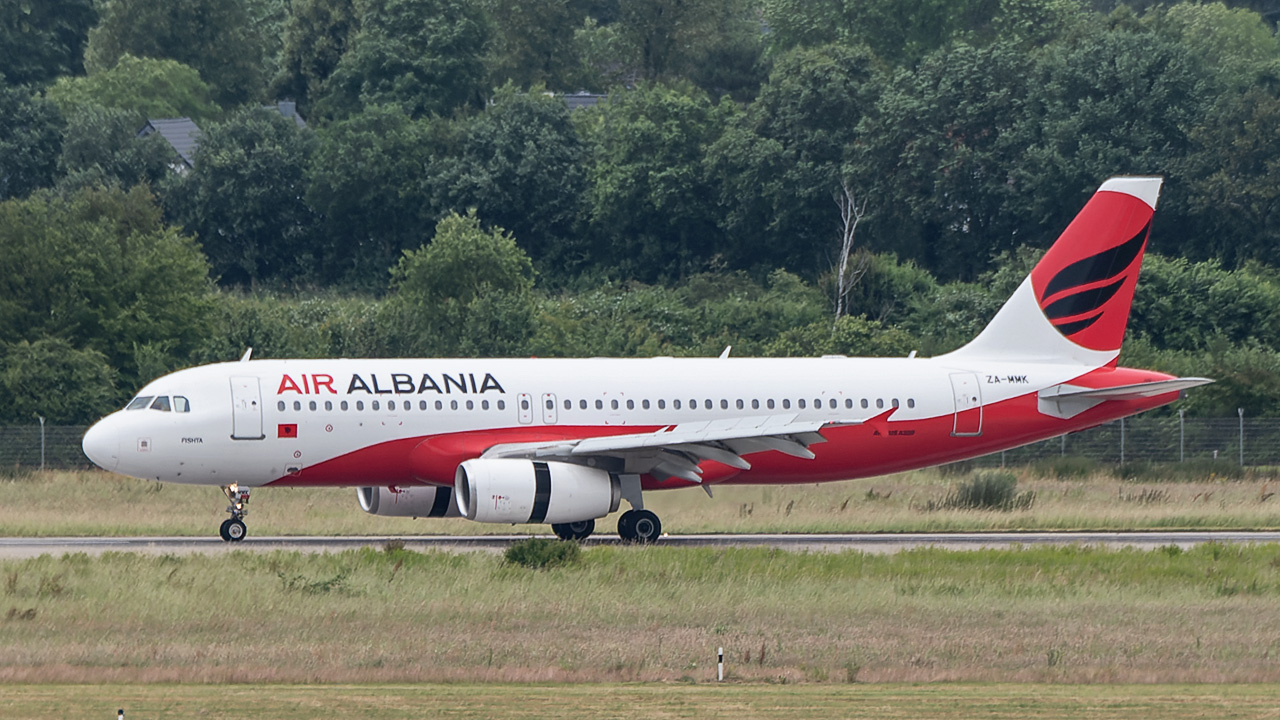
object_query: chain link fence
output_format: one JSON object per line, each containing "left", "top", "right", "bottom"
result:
{"left": 1, "top": 416, "right": 1276, "bottom": 472}
{"left": 972, "top": 415, "right": 1273, "bottom": 467}
{"left": 0, "top": 425, "right": 92, "bottom": 470}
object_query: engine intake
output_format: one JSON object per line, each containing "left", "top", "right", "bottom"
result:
{"left": 455, "top": 459, "right": 620, "bottom": 524}
{"left": 357, "top": 485, "right": 459, "bottom": 518}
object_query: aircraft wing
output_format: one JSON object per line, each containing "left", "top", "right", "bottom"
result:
{"left": 479, "top": 414, "right": 870, "bottom": 483}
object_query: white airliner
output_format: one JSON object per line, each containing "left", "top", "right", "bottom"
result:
{"left": 83, "top": 177, "right": 1209, "bottom": 542}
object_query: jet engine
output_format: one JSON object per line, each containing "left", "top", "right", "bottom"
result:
{"left": 357, "top": 485, "right": 460, "bottom": 518}
{"left": 455, "top": 459, "right": 620, "bottom": 524}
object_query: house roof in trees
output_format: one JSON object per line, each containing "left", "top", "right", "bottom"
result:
{"left": 138, "top": 117, "right": 202, "bottom": 168}
{"left": 137, "top": 103, "right": 306, "bottom": 170}
{"left": 265, "top": 100, "right": 307, "bottom": 128}
{"left": 562, "top": 92, "right": 607, "bottom": 110}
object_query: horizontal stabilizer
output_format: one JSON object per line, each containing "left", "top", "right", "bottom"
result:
{"left": 1042, "top": 377, "right": 1214, "bottom": 400}
{"left": 1038, "top": 377, "right": 1212, "bottom": 419}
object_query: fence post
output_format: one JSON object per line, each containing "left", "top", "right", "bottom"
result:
{"left": 37, "top": 415, "right": 45, "bottom": 472}
{"left": 1239, "top": 408, "right": 1245, "bottom": 466}
{"left": 1061, "top": 434, "right": 1066, "bottom": 457}
{"left": 1120, "top": 417, "right": 1125, "bottom": 465}
{"left": 1179, "top": 409, "right": 1185, "bottom": 463}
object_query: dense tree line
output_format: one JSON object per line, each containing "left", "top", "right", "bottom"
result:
{"left": 2, "top": 0, "right": 1280, "bottom": 423}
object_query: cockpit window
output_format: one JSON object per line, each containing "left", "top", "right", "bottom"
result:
{"left": 150, "top": 396, "right": 172, "bottom": 412}
{"left": 126, "top": 396, "right": 154, "bottom": 410}
{"left": 173, "top": 396, "right": 190, "bottom": 413}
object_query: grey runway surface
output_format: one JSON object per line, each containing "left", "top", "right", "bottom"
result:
{"left": 1, "top": 532, "right": 1279, "bottom": 558}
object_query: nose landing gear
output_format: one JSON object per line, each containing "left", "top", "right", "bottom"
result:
{"left": 219, "top": 484, "right": 250, "bottom": 542}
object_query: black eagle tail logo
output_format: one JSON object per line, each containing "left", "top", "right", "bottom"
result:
{"left": 1038, "top": 221, "right": 1149, "bottom": 338}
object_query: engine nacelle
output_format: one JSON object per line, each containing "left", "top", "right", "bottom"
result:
{"left": 357, "top": 485, "right": 460, "bottom": 518}
{"left": 455, "top": 459, "right": 620, "bottom": 524}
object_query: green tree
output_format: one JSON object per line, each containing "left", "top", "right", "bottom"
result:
{"left": 165, "top": 108, "right": 319, "bottom": 287}
{"left": 1179, "top": 88, "right": 1280, "bottom": 267}
{"left": 435, "top": 87, "right": 587, "bottom": 271}
{"left": 44, "top": 54, "right": 221, "bottom": 123}
{"left": 1130, "top": 255, "right": 1280, "bottom": 352}
{"left": 318, "top": 0, "right": 492, "bottom": 120}
{"left": 614, "top": 0, "right": 763, "bottom": 84}
{"left": 481, "top": 0, "right": 589, "bottom": 90}
{"left": 57, "top": 103, "right": 173, "bottom": 191}
{"left": 857, "top": 41, "right": 1033, "bottom": 278}
{"left": 85, "top": 0, "right": 268, "bottom": 106}
{"left": 0, "top": 0, "right": 97, "bottom": 87}
{"left": 0, "top": 82, "right": 63, "bottom": 200}
{"left": 1147, "top": 2, "right": 1280, "bottom": 93}
{"left": 709, "top": 44, "right": 881, "bottom": 273}
{"left": 1009, "top": 29, "right": 1211, "bottom": 251}
{"left": 271, "top": 0, "right": 358, "bottom": 116}
{"left": 388, "top": 210, "right": 536, "bottom": 356}
{"left": 760, "top": 0, "right": 1004, "bottom": 65}
{"left": 0, "top": 185, "right": 213, "bottom": 389}
{"left": 580, "top": 82, "right": 730, "bottom": 280}
{"left": 306, "top": 104, "right": 445, "bottom": 287}
{"left": 0, "top": 339, "right": 118, "bottom": 424}
{"left": 764, "top": 314, "right": 919, "bottom": 357}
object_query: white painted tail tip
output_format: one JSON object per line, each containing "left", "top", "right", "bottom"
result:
{"left": 1098, "top": 176, "right": 1163, "bottom": 210}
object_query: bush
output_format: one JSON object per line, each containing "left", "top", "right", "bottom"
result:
{"left": 921, "top": 471, "right": 1035, "bottom": 512}
{"left": 503, "top": 537, "right": 582, "bottom": 569}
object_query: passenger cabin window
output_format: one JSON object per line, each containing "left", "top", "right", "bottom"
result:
{"left": 127, "top": 396, "right": 154, "bottom": 410}
{"left": 277, "top": 401, "right": 286, "bottom": 412}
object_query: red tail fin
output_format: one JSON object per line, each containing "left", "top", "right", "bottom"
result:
{"left": 1029, "top": 178, "right": 1158, "bottom": 353}
{"left": 946, "top": 177, "right": 1160, "bottom": 365}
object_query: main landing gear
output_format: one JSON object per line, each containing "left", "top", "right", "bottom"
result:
{"left": 551, "top": 519, "right": 595, "bottom": 541}
{"left": 219, "top": 484, "right": 250, "bottom": 542}
{"left": 549, "top": 510, "right": 662, "bottom": 543}
{"left": 616, "top": 509, "right": 662, "bottom": 543}
{"left": 545, "top": 475, "right": 663, "bottom": 544}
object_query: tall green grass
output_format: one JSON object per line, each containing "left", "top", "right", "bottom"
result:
{"left": 4, "top": 544, "right": 1280, "bottom": 684}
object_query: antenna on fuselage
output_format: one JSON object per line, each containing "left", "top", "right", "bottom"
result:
{"left": 719, "top": 346, "right": 732, "bottom": 359}
{"left": 239, "top": 347, "right": 253, "bottom": 362}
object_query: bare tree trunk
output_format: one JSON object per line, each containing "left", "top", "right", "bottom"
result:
{"left": 833, "top": 180, "right": 869, "bottom": 330}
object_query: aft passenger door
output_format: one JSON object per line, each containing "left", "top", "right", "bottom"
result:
{"left": 949, "top": 372, "right": 983, "bottom": 437}
{"left": 230, "top": 376, "right": 265, "bottom": 440}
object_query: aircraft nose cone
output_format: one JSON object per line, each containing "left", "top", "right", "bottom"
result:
{"left": 82, "top": 420, "right": 120, "bottom": 471}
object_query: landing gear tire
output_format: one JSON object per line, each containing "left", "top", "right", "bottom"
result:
{"left": 617, "top": 509, "right": 661, "bottom": 543}
{"left": 220, "top": 518, "right": 247, "bottom": 542}
{"left": 219, "top": 484, "right": 251, "bottom": 542}
{"left": 551, "top": 519, "right": 595, "bottom": 541}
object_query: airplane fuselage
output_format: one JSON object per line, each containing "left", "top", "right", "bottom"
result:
{"left": 86, "top": 355, "right": 1179, "bottom": 491}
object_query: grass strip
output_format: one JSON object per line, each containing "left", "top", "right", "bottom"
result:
{"left": 2, "top": 683, "right": 1279, "bottom": 720}
{"left": 4, "top": 544, "right": 1280, "bottom": 684}
{"left": 3, "top": 468, "right": 1280, "bottom": 536}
